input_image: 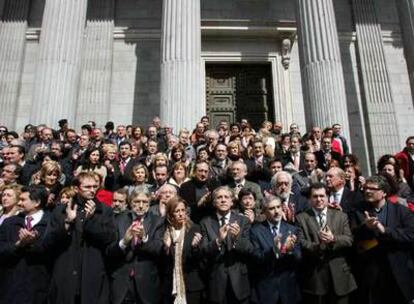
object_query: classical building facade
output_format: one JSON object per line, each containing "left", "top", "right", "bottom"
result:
{"left": 0, "top": 0, "right": 414, "bottom": 172}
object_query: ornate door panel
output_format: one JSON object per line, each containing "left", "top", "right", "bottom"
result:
{"left": 205, "top": 68, "right": 236, "bottom": 128}
{"left": 206, "top": 64, "right": 274, "bottom": 129}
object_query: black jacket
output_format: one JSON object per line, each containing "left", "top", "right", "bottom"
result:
{"left": 350, "top": 201, "right": 414, "bottom": 302}
{"left": 163, "top": 224, "right": 205, "bottom": 303}
{"left": 43, "top": 198, "right": 116, "bottom": 304}
{"left": 107, "top": 211, "right": 165, "bottom": 304}
{"left": 0, "top": 212, "right": 51, "bottom": 304}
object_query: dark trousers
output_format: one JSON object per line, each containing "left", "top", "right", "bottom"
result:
{"left": 303, "top": 292, "right": 349, "bottom": 304}
{"left": 210, "top": 281, "right": 249, "bottom": 304}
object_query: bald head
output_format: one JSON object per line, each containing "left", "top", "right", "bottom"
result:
{"left": 325, "top": 167, "right": 346, "bottom": 191}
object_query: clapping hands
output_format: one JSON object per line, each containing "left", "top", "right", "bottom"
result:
{"left": 16, "top": 228, "right": 39, "bottom": 247}
{"left": 364, "top": 211, "right": 385, "bottom": 234}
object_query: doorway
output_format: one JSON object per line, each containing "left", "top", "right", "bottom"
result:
{"left": 205, "top": 63, "right": 274, "bottom": 130}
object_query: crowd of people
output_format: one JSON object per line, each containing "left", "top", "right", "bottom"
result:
{"left": 0, "top": 116, "right": 414, "bottom": 304}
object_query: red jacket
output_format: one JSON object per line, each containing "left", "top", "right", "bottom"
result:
{"left": 96, "top": 189, "right": 113, "bottom": 207}
{"left": 395, "top": 148, "right": 413, "bottom": 188}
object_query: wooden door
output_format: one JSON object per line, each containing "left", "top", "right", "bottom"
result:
{"left": 206, "top": 64, "right": 274, "bottom": 129}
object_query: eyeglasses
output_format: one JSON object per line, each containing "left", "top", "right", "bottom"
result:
{"left": 364, "top": 186, "right": 382, "bottom": 192}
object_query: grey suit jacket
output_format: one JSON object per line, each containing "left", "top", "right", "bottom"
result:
{"left": 296, "top": 208, "right": 357, "bottom": 296}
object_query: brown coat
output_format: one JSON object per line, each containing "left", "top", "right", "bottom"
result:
{"left": 296, "top": 208, "right": 357, "bottom": 296}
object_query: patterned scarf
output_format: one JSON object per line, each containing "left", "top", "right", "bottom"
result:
{"left": 171, "top": 226, "right": 187, "bottom": 304}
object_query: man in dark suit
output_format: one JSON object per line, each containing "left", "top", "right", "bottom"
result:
{"left": 296, "top": 183, "right": 356, "bottom": 304}
{"left": 107, "top": 190, "right": 165, "bottom": 304}
{"left": 118, "top": 141, "right": 141, "bottom": 187}
{"left": 245, "top": 139, "right": 271, "bottom": 185}
{"left": 281, "top": 135, "right": 305, "bottom": 172}
{"left": 227, "top": 160, "right": 264, "bottom": 206}
{"left": 209, "top": 143, "right": 231, "bottom": 184}
{"left": 42, "top": 172, "right": 116, "bottom": 304}
{"left": 292, "top": 152, "right": 324, "bottom": 195}
{"left": 200, "top": 186, "right": 252, "bottom": 304}
{"left": 249, "top": 195, "right": 301, "bottom": 304}
{"left": 9, "top": 145, "right": 39, "bottom": 186}
{"left": 271, "top": 171, "right": 309, "bottom": 223}
{"left": 179, "top": 161, "right": 221, "bottom": 223}
{"left": 325, "top": 167, "right": 363, "bottom": 215}
{"left": 314, "top": 136, "right": 342, "bottom": 172}
{"left": 0, "top": 185, "right": 51, "bottom": 304}
{"left": 350, "top": 175, "right": 414, "bottom": 304}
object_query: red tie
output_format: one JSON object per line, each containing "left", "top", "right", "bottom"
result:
{"left": 132, "top": 218, "right": 142, "bottom": 246}
{"left": 26, "top": 216, "right": 33, "bottom": 230}
{"left": 120, "top": 160, "right": 127, "bottom": 174}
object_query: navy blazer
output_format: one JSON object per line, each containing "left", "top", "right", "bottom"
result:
{"left": 249, "top": 220, "right": 301, "bottom": 304}
{"left": 200, "top": 211, "right": 252, "bottom": 303}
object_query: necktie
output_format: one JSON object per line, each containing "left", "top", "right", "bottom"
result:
{"left": 220, "top": 216, "right": 226, "bottom": 227}
{"left": 26, "top": 216, "right": 33, "bottom": 230}
{"left": 132, "top": 218, "right": 142, "bottom": 246}
{"left": 318, "top": 212, "right": 326, "bottom": 228}
{"left": 271, "top": 223, "right": 279, "bottom": 237}
{"left": 120, "top": 160, "right": 126, "bottom": 174}
{"left": 293, "top": 154, "right": 300, "bottom": 170}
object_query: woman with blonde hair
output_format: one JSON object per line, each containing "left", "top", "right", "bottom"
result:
{"left": 36, "top": 161, "right": 63, "bottom": 208}
{"left": 163, "top": 196, "right": 204, "bottom": 304}
{"left": 0, "top": 184, "right": 22, "bottom": 225}
{"left": 58, "top": 186, "right": 77, "bottom": 205}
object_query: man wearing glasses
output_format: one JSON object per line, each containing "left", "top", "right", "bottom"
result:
{"left": 351, "top": 175, "right": 414, "bottom": 304}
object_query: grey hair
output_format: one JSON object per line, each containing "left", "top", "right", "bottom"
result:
{"left": 230, "top": 160, "right": 247, "bottom": 172}
{"left": 271, "top": 171, "right": 293, "bottom": 189}
{"left": 212, "top": 186, "right": 235, "bottom": 201}
{"left": 129, "top": 190, "right": 150, "bottom": 204}
{"left": 262, "top": 195, "right": 282, "bottom": 211}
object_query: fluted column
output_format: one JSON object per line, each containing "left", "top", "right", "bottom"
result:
{"left": 0, "top": 0, "right": 30, "bottom": 129}
{"left": 76, "top": 0, "right": 114, "bottom": 129}
{"left": 352, "top": 0, "right": 400, "bottom": 163}
{"left": 296, "top": 0, "right": 350, "bottom": 140}
{"left": 31, "top": 0, "right": 88, "bottom": 127}
{"left": 160, "top": 0, "right": 203, "bottom": 131}
{"left": 397, "top": 0, "right": 414, "bottom": 99}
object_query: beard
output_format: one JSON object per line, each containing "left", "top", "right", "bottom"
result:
{"left": 276, "top": 191, "right": 289, "bottom": 200}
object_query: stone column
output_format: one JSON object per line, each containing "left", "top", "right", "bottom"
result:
{"left": 31, "top": 0, "right": 88, "bottom": 127}
{"left": 0, "top": 0, "right": 31, "bottom": 128}
{"left": 76, "top": 0, "right": 114, "bottom": 129}
{"left": 160, "top": 0, "right": 203, "bottom": 131}
{"left": 397, "top": 0, "right": 414, "bottom": 99}
{"left": 296, "top": 0, "right": 351, "bottom": 140}
{"left": 351, "top": 0, "right": 400, "bottom": 163}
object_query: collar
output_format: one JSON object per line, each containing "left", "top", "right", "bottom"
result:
{"left": 216, "top": 212, "right": 231, "bottom": 222}
{"left": 267, "top": 219, "right": 280, "bottom": 229}
{"left": 26, "top": 210, "right": 44, "bottom": 227}
{"left": 235, "top": 179, "right": 245, "bottom": 187}
{"left": 332, "top": 187, "right": 344, "bottom": 199}
{"left": 121, "top": 157, "right": 130, "bottom": 163}
{"left": 312, "top": 207, "right": 327, "bottom": 217}
{"left": 255, "top": 155, "right": 264, "bottom": 162}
